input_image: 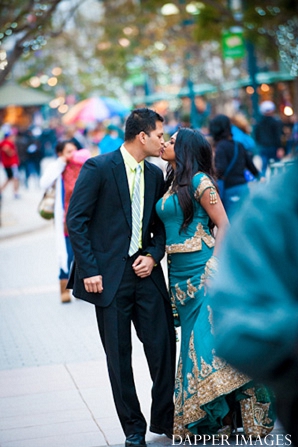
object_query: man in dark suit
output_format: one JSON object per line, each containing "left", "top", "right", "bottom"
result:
{"left": 66, "top": 108, "right": 176, "bottom": 447}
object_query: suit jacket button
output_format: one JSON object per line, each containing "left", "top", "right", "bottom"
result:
{"left": 122, "top": 257, "right": 127, "bottom": 261}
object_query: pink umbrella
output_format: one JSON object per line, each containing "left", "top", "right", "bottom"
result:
{"left": 62, "top": 97, "right": 110, "bottom": 125}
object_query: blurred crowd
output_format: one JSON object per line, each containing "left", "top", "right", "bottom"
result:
{"left": 0, "top": 119, "right": 125, "bottom": 197}
{"left": 1, "top": 100, "right": 298, "bottom": 200}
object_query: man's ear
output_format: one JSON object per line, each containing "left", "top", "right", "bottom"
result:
{"left": 138, "top": 131, "right": 147, "bottom": 145}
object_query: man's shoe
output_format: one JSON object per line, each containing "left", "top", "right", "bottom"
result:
{"left": 125, "top": 433, "right": 146, "bottom": 447}
{"left": 150, "top": 425, "right": 173, "bottom": 439}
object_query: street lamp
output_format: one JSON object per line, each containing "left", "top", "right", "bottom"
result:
{"left": 161, "top": 3, "right": 179, "bottom": 16}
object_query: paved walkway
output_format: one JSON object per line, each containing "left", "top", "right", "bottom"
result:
{"left": 0, "top": 169, "right": 287, "bottom": 447}
{"left": 0, "top": 166, "right": 51, "bottom": 241}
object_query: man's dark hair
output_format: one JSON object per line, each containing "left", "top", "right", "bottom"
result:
{"left": 124, "top": 108, "right": 164, "bottom": 142}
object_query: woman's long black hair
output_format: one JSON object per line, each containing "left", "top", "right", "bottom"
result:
{"left": 165, "top": 128, "right": 216, "bottom": 233}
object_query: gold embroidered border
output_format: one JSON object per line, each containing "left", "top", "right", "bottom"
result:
{"left": 175, "top": 357, "right": 183, "bottom": 412}
{"left": 174, "top": 331, "right": 251, "bottom": 436}
{"left": 175, "top": 283, "right": 187, "bottom": 306}
{"left": 240, "top": 387, "right": 274, "bottom": 438}
{"left": 166, "top": 223, "right": 215, "bottom": 254}
{"left": 207, "top": 305, "right": 214, "bottom": 335}
{"left": 194, "top": 175, "right": 216, "bottom": 201}
{"left": 174, "top": 363, "right": 251, "bottom": 434}
{"left": 174, "top": 414, "right": 194, "bottom": 438}
{"left": 161, "top": 184, "right": 174, "bottom": 210}
{"left": 198, "top": 257, "right": 218, "bottom": 292}
{"left": 187, "top": 279, "right": 197, "bottom": 298}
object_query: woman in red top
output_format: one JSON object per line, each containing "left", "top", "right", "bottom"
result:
{"left": 0, "top": 132, "right": 20, "bottom": 198}
{"left": 40, "top": 141, "right": 90, "bottom": 302}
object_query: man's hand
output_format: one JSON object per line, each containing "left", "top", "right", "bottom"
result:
{"left": 132, "top": 255, "right": 155, "bottom": 278}
{"left": 83, "top": 275, "right": 103, "bottom": 293}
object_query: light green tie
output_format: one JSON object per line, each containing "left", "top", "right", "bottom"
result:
{"left": 129, "top": 164, "right": 142, "bottom": 256}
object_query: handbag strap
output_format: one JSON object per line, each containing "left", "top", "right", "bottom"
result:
{"left": 223, "top": 142, "right": 238, "bottom": 180}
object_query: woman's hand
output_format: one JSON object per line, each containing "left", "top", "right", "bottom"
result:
{"left": 132, "top": 255, "right": 155, "bottom": 278}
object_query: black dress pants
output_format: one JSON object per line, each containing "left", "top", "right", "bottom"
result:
{"left": 95, "top": 254, "right": 176, "bottom": 436}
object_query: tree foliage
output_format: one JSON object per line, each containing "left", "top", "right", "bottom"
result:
{"left": 76, "top": 0, "right": 298, "bottom": 101}
{"left": 0, "top": 0, "right": 85, "bottom": 86}
{"left": 95, "top": 0, "right": 211, "bottom": 89}
{"left": 1, "top": 0, "right": 297, "bottom": 97}
{"left": 15, "top": 1, "right": 132, "bottom": 98}
{"left": 194, "top": 0, "right": 298, "bottom": 54}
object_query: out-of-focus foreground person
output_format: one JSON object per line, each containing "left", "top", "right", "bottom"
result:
{"left": 157, "top": 128, "right": 274, "bottom": 438}
{"left": 40, "top": 140, "right": 90, "bottom": 303}
{"left": 210, "top": 160, "right": 298, "bottom": 444}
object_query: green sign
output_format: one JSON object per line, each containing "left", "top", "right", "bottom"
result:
{"left": 128, "top": 72, "right": 146, "bottom": 86}
{"left": 222, "top": 30, "right": 245, "bottom": 59}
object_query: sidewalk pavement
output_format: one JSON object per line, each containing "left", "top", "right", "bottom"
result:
{"left": 0, "top": 180, "right": 174, "bottom": 447}
{"left": 0, "top": 176, "right": 52, "bottom": 241}
{"left": 0, "top": 175, "right": 287, "bottom": 447}
{"left": 0, "top": 357, "right": 173, "bottom": 447}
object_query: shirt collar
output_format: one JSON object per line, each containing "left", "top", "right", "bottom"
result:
{"left": 120, "top": 144, "right": 144, "bottom": 172}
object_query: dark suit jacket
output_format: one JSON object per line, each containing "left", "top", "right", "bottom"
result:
{"left": 66, "top": 149, "right": 169, "bottom": 307}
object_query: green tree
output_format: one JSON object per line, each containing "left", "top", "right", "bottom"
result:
{"left": 0, "top": 0, "right": 85, "bottom": 86}
{"left": 96, "top": 0, "right": 298, "bottom": 77}
{"left": 194, "top": 1, "right": 298, "bottom": 60}
{"left": 17, "top": 1, "right": 131, "bottom": 99}
{"left": 2, "top": 0, "right": 297, "bottom": 101}
{"left": 17, "top": 0, "right": 206, "bottom": 99}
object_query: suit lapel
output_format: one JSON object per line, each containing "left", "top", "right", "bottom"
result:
{"left": 143, "top": 162, "right": 156, "bottom": 235}
{"left": 112, "top": 151, "right": 132, "bottom": 228}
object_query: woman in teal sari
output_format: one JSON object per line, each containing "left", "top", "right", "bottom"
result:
{"left": 155, "top": 128, "right": 275, "bottom": 438}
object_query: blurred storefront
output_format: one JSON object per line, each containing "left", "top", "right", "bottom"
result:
{"left": 229, "top": 70, "right": 297, "bottom": 117}
{"left": 0, "top": 83, "right": 52, "bottom": 127}
{"left": 131, "top": 69, "right": 297, "bottom": 128}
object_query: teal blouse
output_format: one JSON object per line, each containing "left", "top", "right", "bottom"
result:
{"left": 156, "top": 172, "right": 216, "bottom": 254}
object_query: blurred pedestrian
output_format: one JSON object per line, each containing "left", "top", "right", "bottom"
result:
{"left": 230, "top": 112, "right": 256, "bottom": 153}
{"left": 64, "top": 125, "right": 89, "bottom": 149}
{"left": 39, "top": 123, "right": 58, "bottom": 158}
{"left": 66, "top": 108, "right": 176, "bottom": 447}
{"left": 254, "top": 100, "right": 284, "bottom": 176}
{"left": 210, "top": 160, "right": 298, "bottom": 444}
{"left": 25, "top": 127, "right": 43, "bottom": 186}
{"left": 230, "top": 112, "right": 259, "bottom": 182}
{"left": 287, "top": 113, "right": 298, "bottom": 157}
{"left": 209, "top": 114, "right": 262, "bottom": 220}
{"left": 98, "top": 124, "right": 124, "bottom": 154}
{"left": 0, "top": 130, "right": 20, "bottom": 198}
{"left": 15, "top": 128, "right": 32, "bottom": 187}
{"left": 40, "top": 140, "right": 90, "bottom": 303}
{"left": 15, "top": 127, "right": 43, "bottom": 188}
